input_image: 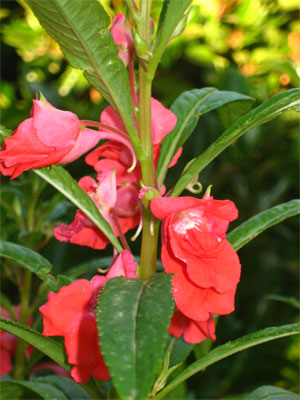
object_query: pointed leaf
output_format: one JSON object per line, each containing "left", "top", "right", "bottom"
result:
{"left": 0, "top": 240, "right": 57, "bottom": 291}
{"left": 246, "top": 385, "right": 300, "bottom": 400}
{"left": 0, "top": 380, "right": 68, "bottom": 400}
{"left": 34, "top": 166, "right": 123, "bottom": 252}
{"left": 172, "top": 88, "right": 300, "bottom": 197}
{"left": 24, "top": 0, "right": 132, "bottom": 126}
{"left": 228, "top": 199, "right": 300, "bottom": 251}
{"left": 97, "top": 274, "right": 174, "bottom": 399}
{"left": 149, "top": 0, "right": 192, "bottom": 79}
{"left": 154, "top": 323, "right": 300, "bottom": 399}
{"left": 0, "top": 317, "right": 70, "bottom": 372}
{"left": 157, "top": 88, "right": 254, "bottom": 185}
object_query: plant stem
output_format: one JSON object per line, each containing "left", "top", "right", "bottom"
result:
{"left": 137, "top": 0, "right": 159, "bottom": 281}
{"left": 13, "top": 270, "right": 32, "bottom": 380}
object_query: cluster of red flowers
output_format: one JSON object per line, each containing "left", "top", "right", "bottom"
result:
{"left": 0, "top": 13, "right": 241, "bottom": 383}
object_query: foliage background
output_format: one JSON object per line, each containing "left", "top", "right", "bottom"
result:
{"left": 1, "top": 0, "right": 299, "bottom": 398}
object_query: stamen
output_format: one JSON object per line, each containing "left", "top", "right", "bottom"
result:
{"left": 131, "top": 207, "right": 143, "bottom": 241}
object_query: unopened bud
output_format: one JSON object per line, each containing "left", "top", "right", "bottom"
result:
{"left": 132, "top": 29, "right": 153, "bottom": 61}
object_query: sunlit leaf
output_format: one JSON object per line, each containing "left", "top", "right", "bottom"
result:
{"left": 157, "top": 88, "right": 254, "bottom": 185}
{"left": 172, "top": 89, "right": 300, "bottom": 197}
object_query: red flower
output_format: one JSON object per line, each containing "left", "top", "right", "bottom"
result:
{"left": 169, "top": 310, "right": 216, "bottom": 344}
{"left": 39, "top": 250, "right": 138, "bottom": 383}
{"left": 151, "top": 196, "right": 241, "bottom": 325}
{"left": 53, "top": 170, "right": 140, "bottom": 250}
{"left": 0, "top": 306, "right": 33, "bottom": 376}
{"left": 0, "top": 97, "right": 102, "bottom": 179}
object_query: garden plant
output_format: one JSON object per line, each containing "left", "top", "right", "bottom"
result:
{"left": 0, "top": 0, "right": 299, "bottom": 399}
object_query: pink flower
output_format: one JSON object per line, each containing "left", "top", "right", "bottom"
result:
{"left": 39, "top": 250, "right": 138, "bottom": 383}
{"left": 85, "top": 97, "right": 180, "bottom": 183}
{"left": 53, "top": 170, "right": 140, "bottom": 250}
{"left": 151, "top": 196, "right": 241, "bottom": 325}
{"left": 110, "top": 14, "right": 134, "bottom": 66}
{"left": 0, "top": 97, "right": 102, "bottom": 179}
{"left": 169, "top": 310, "right": 216, "bottom": 344}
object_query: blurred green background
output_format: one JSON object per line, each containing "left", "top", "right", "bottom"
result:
{"left": 1, "top": 0, "right": 299, "bottom": 398}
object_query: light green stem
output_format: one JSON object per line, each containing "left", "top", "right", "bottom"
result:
{"left": 137, "top": 0, "right": 160, "bottom": 281}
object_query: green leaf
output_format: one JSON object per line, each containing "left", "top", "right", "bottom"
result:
{"left": 0, "top": 124, "right": 12, "bottom": 146}
{"left": 149, "top": 0, "right": 192, "bottom": 79}
{"left": 97, "top": 274, "right": 174, "bottom": 399}
{"left": 157, "top": 88, "right": 254, "bottom": 185}
{"left": 0, "top": 240, "right": 57, "bottom": 291}
{"left": 154, "top": 322, "right": 300, "bottom": 399}
{"left": 34, "top": 166, "right": 122, "bottom": 252}
{"left": 0, "top": 380, "right": 68, "bottom": 400}
{"left": 35, "top": 376, "right": 91, "bottom": 399}
{"left": 172, "top": 88, "right": 300, "bottom": 197}
{"left": 0, "top": 317, "right": 70, "bottom": 372}
{"left": 24, "top": 0, "right": 134, "bottom": 136}
{"left": 66, "top": 256, "right": 113, "bottom": 278}
{"left": 227, "top": 199, "right": 300, "bottom": 251}
{"left": 245, "top": 385, "right": 300, "bottom": 399}
{"left": 266, "top": 294, "right": 300, "bottom": 310}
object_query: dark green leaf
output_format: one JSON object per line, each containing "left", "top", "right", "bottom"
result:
{"left": 24, "top": 0, "right": 134, "bottom": 134}
{"left": 154, "top": 323, "right": 300, "bottom": 399}
{"left": 227, "top": 199, "right": 300, "bottom": 251}
{"left": 0, "top": 317, "right": 70, "bottom": 373}
{"left": 0, "top": 240, "right": 57, "bottom": 290}
{"left": 34, "top": 166, "right": 122, "bottom": 252}
{"left": 245, "top": 385, "right": 300, "bottom": 399}
{"left": 66, "top": 256, "right": 113, "bottom": 278}
{"left": 157, "top": 88, "right": 254, "bottom": 185}
{"left": 35, "top": 376, "right": 91, "bottom": 399}
{"left": 172, "top": 88, "right": 300, "bottom": 197}
{"left": 97, "top": 274, "right": 174, "bottom": 399}
{"left": 0, "top": 380, "right": 67, "bottom": 400}
{"left": 67, "top": 256, "right": 164, "bottom": 278}
{"left": 266, "top": 295, "right": 300, "bottom": 310}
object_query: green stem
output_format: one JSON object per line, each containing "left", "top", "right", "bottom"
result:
{"left": 139, "top": 212, "right": 159, "bottom": 280}
{"left": 137, "top": 0, "right": 159, "bottom": 281}
{"left": 13, "top": 270, "right": 32, "bottom": 380}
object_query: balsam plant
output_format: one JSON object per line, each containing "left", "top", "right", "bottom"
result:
{"left": 0, "top": 1, "right": 299, "bottom": 399}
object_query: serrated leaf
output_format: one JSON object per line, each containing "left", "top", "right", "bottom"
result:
{"left": 0, "top": 380, "right": 68, "bottom": 400}
{"left": 172, "top": 88, "right": 300, "bottom": 197}
{"left": 245, "top": 385, "right": 300, "bottom": 400}
{"left": 0, "top": 317, "right": 70, "bottom": 372}
{"left": 157, "top": 88, "right": 254, "bottom": 185}
{"left": 97, "top": 274, "right": 174, "bottom": 399}
{"left": 0, "top": 240, "right": 57, "bottom": 291}
{"left": 24, "top": 0, "right": 133, "bottom": 129}
{"left": 34, "top": 166, "right": 122, "bottom": 252}
{"left": 35, "top": 376, "right": 91, "bottom": 399}
{"left": 154, "top": 323, "right": 300, "bottom": 399}
{"left": 227, "top": 199, "right": 300, "bottom": 251}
